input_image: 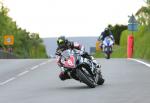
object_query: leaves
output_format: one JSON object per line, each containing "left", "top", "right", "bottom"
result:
{"left": 107, "top": 24, "right": 127, "bottom": 45}
{"left": 136, "top": 0, "right": 150, "bottom": 30}
{"left": 0, "top": 3, "right": 47, "bottom": 58}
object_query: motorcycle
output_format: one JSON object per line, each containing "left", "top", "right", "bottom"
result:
{"left": 102, "top": 36, "right": 114, "bottom": 59}
{"left": 57, "top": 49, "right": 104, "bottom": 88}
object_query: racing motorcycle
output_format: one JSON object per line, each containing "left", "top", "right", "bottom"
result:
{"left": 102, "top": 36, "right": 114, "bottom": 59}
{"left": 56, "top": 49, "right": 104, "bottom": 88}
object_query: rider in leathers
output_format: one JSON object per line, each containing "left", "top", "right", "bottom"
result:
{"left": 98, "top": 28, "right": 115, "bottom": 50}
{"left": 55, "top": 36, "right": 98, "bottom": 80}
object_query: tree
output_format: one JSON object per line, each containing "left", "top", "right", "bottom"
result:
{"left": 0, "top": 2, "right": 47, "bottom": 58}
{"left": 107, "top": 24, "right": 127, "bottom": 45}
{"left": 136, "top": 0, "right": 150, "bottom": 30}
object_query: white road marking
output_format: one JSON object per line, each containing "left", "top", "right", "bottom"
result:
{"left": 0, "top": 59, "right": 54, "bottom": 86}
{"left": 17, "top": 71, "right": 29, "bottom": 77}
{"left": 30, "top": 59, "right": 54, "bottom": 70}
{"left": 0, "top": 77, "right": 16, "bottom": 85}
{"left": 48, "top": 59, "right": 55, "bottom": 62}
{"left": 128, "top": 58, "right": 150, "bottom": 68}
{"left": 39, "top": 62, "right": 47, "bottom": 66}
{"left": 30, "top": 65, "right": 39, "bottom": 70}
{"left": 35, "top": 59, "right": 54, "bottom": 67}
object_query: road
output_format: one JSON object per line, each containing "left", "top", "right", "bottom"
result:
{"left": 0, "top": 59, "right": 150, "bottom": 103}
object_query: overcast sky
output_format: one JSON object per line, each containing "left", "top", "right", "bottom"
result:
{"left": 3, "top": 0, "right": 145, "bottom": 38}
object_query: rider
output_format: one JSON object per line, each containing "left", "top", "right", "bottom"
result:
{"left": 55, "top": 36, "right": 98, "bottom": 80}
{"left": 98, "top": 28, "right": 115, "bottom": 49}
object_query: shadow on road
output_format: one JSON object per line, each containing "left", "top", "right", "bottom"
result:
{"left": 59, "top": 85, "right": 90, "bottom": 90}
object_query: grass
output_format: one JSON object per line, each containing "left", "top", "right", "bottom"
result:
{"left": 120, "top": 26, "right": 150, "bottom": 61}
{"left": 93, "top": 45, "right": 126, "bottom": 58}
{"left": 94, "top": 26, "right": 150, "bottom": 61}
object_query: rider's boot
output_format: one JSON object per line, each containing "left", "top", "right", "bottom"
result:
{"left": 59, "top": 71, "right": 70, "bottom": 81}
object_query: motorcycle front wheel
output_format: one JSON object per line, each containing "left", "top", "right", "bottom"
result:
{"left": 106, "top": 53, "right": 110, "bottom": 59}
{"left": 96, "top": 70, "right": 105, "bottom": 85}
{"left": 76, "top": 67, "right": 96, "bottom": 88}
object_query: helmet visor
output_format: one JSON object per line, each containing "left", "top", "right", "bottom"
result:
{"left": 57, "top": 39, "right": 65, "bottom": 47}
{"left": 105, "top": 30, "right": 109, "bottom": 35}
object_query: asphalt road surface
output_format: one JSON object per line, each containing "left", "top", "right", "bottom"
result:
{"left": 0, "top": 59, "right": 150, "bottom": 103}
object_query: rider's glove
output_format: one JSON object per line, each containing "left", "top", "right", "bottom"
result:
{"left": 80, "top": 50, "right": 84, "bottom": 55}
{"left": 55, "top": 50, "right": 61, "bottom": 56}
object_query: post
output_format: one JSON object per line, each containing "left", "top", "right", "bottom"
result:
{"left": 127, "top": 35, "right": 134, "bottom": 58}
{"left": 96, "top": 40, "right": 101, "bottom": 51}
{"left": 127, "top": 14, "right": 138, "bottom": 58}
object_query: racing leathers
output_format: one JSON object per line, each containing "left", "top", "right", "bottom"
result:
{"left": 55, "top": 41, "right": 93, "bottom": 80}
{"left": 98, "top": 30, "right": 115, "bottom": 50}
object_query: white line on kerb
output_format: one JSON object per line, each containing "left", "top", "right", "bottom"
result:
{"left": 0, "top": 77, "right": 16, "bottom": 85}
{"left": 128, "top": 58, "right": 150, "bottom": 68}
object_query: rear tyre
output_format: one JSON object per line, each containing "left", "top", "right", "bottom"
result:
{"left": 76, "top": 68, "right": 96, "bottom": 88}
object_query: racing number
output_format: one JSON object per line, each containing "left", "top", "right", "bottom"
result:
{"left": 68, "top": 60, "right": 73, "bottom": 66}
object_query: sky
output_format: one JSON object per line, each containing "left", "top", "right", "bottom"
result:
{"left": 3, "top": 0, "right": 145, "bottom": 38}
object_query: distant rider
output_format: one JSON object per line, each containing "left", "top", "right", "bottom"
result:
{"left": 98, "top": 28, "right": 115, "bottom": 49}
{"left": 55, "top": 36, "right": 99, "bottom": 80}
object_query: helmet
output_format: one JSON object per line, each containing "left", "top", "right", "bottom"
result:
{"left": 57, "top": 36, "right": 67, "bottom": 48}
{"left": 104, "top": 28, "right": 110, "bottom": 35}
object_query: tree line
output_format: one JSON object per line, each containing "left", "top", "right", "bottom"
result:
{"left": 136, "top": 0, "right": 150, "bottom": 30}
{"left": 105, "top": 0, "right": 150, "bottom": 45}
{"left": 0, "top": 2, "right": 47, "bottom": 58}
{"left": 106, "top": 24, "right": 127, "bottom": 45}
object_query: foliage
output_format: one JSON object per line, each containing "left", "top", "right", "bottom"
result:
{"left": 107, "top": 24, "right": 127, "bottom": 45}
{"left": 93, "top": 45, "right": 126, "bottom": 58}
{"left": 95, "top": 26, "right": 150, "bottom": 61}
{"left": 94, "top": 1, "right": 150, "bottom": 61}
{"left": 0, "top": 3, "right": 47, "bottom": 58}
{"left": 120, "top": 26, "right": 150, "bottom": 61}
{"left": 136, "top": 0, "right": 150, "bottom": 30}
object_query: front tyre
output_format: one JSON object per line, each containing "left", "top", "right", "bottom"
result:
{"left": 97, "top": 70, "right": 104, "bottom": 85}
{"left": 106, "top": 53, "right": 110, "bottom": 59}
{"left": 104, "top": 47, "right": 110, "bottom": 59}
{"left": 76, "top": 68, "right": 96, "bottom": 88}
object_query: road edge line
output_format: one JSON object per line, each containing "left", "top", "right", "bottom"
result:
{"left": 128, "top": 58, "right": 150, "bottom": 68}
